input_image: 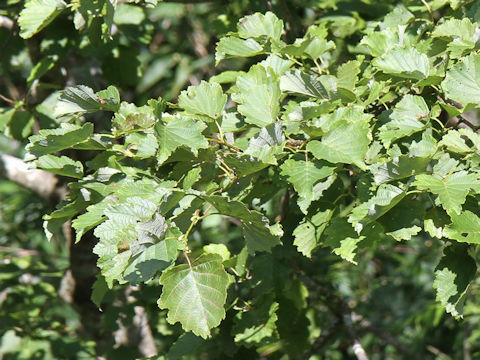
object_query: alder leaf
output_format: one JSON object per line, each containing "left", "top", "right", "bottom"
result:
{"left": 413, "top": 171, "right": 480, "bottom": 214}
{"left": 293, "top": 209, "right": 333, "bottom": 257}
{"left": 307, "top": 120, "right": 371, "bottom": 170}
{"left": 179, "top": 81, "right": 227, "bottom": 120}
{"left": 155, "top": 114, "right": 209, "bottom": 164}
{"left": 441, "top": 53, "right": 480, "bottom": 108}
{"left": 19, "top": 0, "right": 65, "bottom": 39}
{"left": 373, "top": 47, "right": 430, "bottom": 80}
{"left": 158, "top": 254, "right": 232, "bottom": 339}
{"left": 233, "top": 65, "right": 281, "bottom": 127}
{"left": 443, "top": 211, "right": 480, "bottom": 244}
{"left": 433, "top": 244, "right": 476, "bottom": 318}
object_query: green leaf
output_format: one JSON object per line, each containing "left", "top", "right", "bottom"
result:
{"left": 336, "top": 59, "right": 361, "bottom": 92}
{"left": 280, "top": 157, "right": 336, "bottom": 213}
{"left": 372, "top": 155, "right": 430, "bottom": 185}
{"left": 54, "top": 85, "right": 119, "bottom": 117}
{"left": 26, "top": 123, "right": 95, "bottom": 158}
{"left": 378, "top": 95, "right": 429, "bottom": 148}
{"left": 19, "top": 0, "right": 65, "bottom": 39}
{"left": 215, "top": 37, "right": 263, "bottom": 64}
{"left": 349, "top": 184, "right": 406, "bottom": 233}
{"left": 233, "top": 295, "right": 279, "bottom": 347}
{"left": 203, "top": 195, "right": 282, "bottom": 254}
{"left": 233, "top": 65, "right": 281, "bottom": 127}
{"left": 433, "top": 244, "right": 476, "bottom": 318}
{"left": 413, "top": 171, "right": 480, "bottom": 214}
{"left": 373, "top": 47, "right": 430, "bottom": 80}
{"left": 37, "top": 155, "right": 84, "bottom": 179}
{"left": 443, "top": 211, "right": 480, "bottom": 244}
{"left": 280, "top": 70, "right": 329, "bottom": 98}
{"left": 307, "top": 120, "right": 371, "bottom": 170}
{"left": 292, "top": 209, "right": 333, "bottom": 257}
{"left": 237, "top": 12, "right": 283, "bottom": 41}
{"left": 179, "top": 81, "right": 227, "bottom": 120}
{"left": 203, "top": 244, "right": 231, "bottom": 262}
{"left": 332, "top": 236, "right": 365, "bottom": 265}
{"left": 91, "top": 275, "right": 108, "bottom": 309}
{"left": 155, "top": 114, "right": 209, "bottom": 164}
{"left": 432, "top": 18, "right": 476, "bottom": 58}
{"left": 158, "top": 254, "right": 231, "bottom": 339}
{"left": 244, "top": 122, "right": 285, "bottom": 164}
{"left": 441, "top": 53, "right": 480, "bottom": 108}
{"left": 386, "top": 226, "right": 421, "bottom": 241}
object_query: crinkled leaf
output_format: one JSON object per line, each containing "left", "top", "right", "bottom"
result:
{"left": 307, "top": 120, "right": 371, "bottom": 170}
{"left": 179, "top": 81, "right": 227, "bottom": 120}
{"left": 441, "top": 53, "right": 480, "bottom": 107}
{"left": 444, "top": 211, "right": 480, "bottom": 244}
{"left": 413, "top": 171, "right": 480, "bottom": 214}
{"left": 378, "top": 95, "right": 429, "bottom": 148}
{"left": 373, "top": 47, "right": 430, "bottom": 80}
{"left": 349, "top": 184, "right": 406, "bottom": 233}
{"left": 158, "top": 254, "right": 231, "bottom": 339}
{"left": 19, "top": 0, "right": 65, "bottom": 39}
{"left": 37, "top": 154, "right": 84, "bottom": 179}
{"left": 54, "top": 85, "right": 119, "bottom": 117}
{"left": 433, "top": 244, "right": 476, "bottom": 318}
{"left": 292, "top": 209, "right": 333, "bottom": 257}
{"left": 155, "top": 115, "right": 209, "bottom": 164}
{"left": 280, "top": 70, "right": 329, "bottom": 98}
{"left": 216, "top": 37, "right": 263, "bottom": 64}
{"left": 233, "top": 65, "right": 281, "bottom": 127}
{"left": 244, "top": 122, "right": 285, "bottom": 164}
{"left": 237, "top": 12, "right": 283, "bottom": 41}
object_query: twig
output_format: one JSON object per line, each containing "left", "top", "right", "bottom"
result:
{"left": 343, "top": 310, "right": 369, "bottom": 360}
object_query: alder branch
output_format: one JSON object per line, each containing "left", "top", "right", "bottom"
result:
{"left": 0, "top": 153, "right": 59, "bottom": 200}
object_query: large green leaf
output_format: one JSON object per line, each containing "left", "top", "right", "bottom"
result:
{"left": 433, "top": 244, "right": 476, "bottom": 318}
{"left": 232, "top": 65, "right": 281, "bottom": 127}
{"left": 442, "top": 53, "right": 480, "bottom": 107}
{"left": 19, "top": 0, "right": 65, "bottom": 39}
{"left": 158, "top": 254, "right": 232, "bottom": 339}
{"left": 373, "top": 47, "right": 430, "bottom": 80}
{"left": 178, "top": 81, "right": 227, "bottom": 120}
{"left": 307, "top": 120, "right": 371, "bottom": 170}
{"left": 215, "top": 37, "right": 263, "bottom": 64}
{"left": 155, "top": 114, "right": 209, "bottom": 164}
{"left": 413, "top": 171, "right": 480, "bottom": 214}
{"left": 378, "top": 95, "right": 429, "bottom": 148}
{"left": 36, "top": 154, "right": 84, "bottom": 179}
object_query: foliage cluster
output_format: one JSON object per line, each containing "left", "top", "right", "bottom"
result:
{"left": 2, "top": 0, "right": 480, "bottom": 358}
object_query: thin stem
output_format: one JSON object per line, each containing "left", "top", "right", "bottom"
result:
{"left": 207, "top": 137, "right": 243, "bottom": 152}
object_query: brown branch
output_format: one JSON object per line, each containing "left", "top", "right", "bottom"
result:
{"left": 0, "top": 153, "right": 59, "bottom": 200}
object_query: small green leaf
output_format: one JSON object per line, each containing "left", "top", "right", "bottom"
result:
{"left": 158, "top": 254, "right": 231, "bottom": 339}
{"left": 179, "top": 81, "right": 227, "bottom": 120}
{"left": 19, "top": 0, "right": 65, "bottom": 39}
{"left": 215, "top": 37, "right": 263, "bottom": 64}
{"left": 387, "top": 226, "right": 421, "bottom": 241}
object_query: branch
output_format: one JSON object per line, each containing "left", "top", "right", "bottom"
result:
{"left": 0, "top": 153, "right": 58, "bottom": 200}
